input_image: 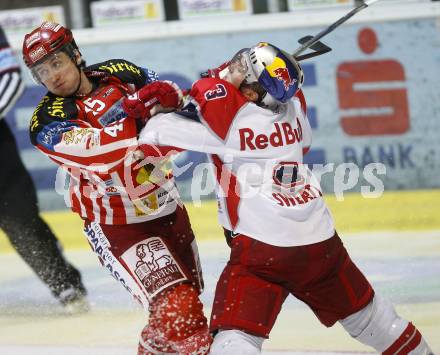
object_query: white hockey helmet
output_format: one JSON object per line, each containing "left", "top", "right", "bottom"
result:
{"left": 229, "top": 42, "right": 304, "bottom": 109}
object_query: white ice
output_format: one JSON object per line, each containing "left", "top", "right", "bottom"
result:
{"left": 1, "top": 231, "right": 439, "bottom": 355}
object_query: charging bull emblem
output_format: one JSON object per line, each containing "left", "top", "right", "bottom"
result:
{"left": 267, "top": 57, "right": 297, "bottom": 90}
{"left": 274, "top": 67, "right": 294, "bottom": 90}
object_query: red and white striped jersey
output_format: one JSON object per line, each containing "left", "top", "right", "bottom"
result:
{"left": 140, "top": 78, "right": 335, "bottom": 247}
{"left": 30, "top": 60, "right": 178, "bottom": 225}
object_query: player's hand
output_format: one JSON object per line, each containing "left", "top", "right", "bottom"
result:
{"left": 122, "top": 80, "right": 183, "bottom": 120}
{"left": 200, "top": 61, "right": 230, "bottom": 79}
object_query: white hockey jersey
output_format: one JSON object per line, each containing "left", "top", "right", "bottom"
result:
{"left": 139, "top": 78, "right": 335, "bottom": 247}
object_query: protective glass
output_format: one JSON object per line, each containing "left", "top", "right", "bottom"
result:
{"left": 29, "top": 52, "right": 72, "bottom": 84}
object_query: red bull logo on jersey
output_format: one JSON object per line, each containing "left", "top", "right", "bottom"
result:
{"left": 266, "top": 57, "right": 297, "bottom": 91}
{"left": 239, "top": 119, "right": 303, "bottom": 151}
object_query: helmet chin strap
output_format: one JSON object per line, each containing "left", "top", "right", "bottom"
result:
{"left": 260, "top": 93, "right": 282, "bottom": 112}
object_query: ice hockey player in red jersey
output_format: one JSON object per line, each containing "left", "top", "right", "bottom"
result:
{"left": 22, "top": 22, "right": 211, "bottom": 354}
{"left": 138, "top": 43, "right": 433, "bottom": 354}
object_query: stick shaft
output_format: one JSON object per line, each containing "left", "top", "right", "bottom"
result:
{"left": 292, "top": 1, "right": 375, "bottom": 57}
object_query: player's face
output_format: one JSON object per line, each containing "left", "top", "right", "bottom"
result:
{"left": 32, "top": 51, "right": 81, "bottom": 96}
{"left": 240, "top": 85, "right": 259, "bottom": 102}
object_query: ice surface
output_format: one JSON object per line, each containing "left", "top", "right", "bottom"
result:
{"left": 0, "top": 231, "right": 439, "bottom": 354}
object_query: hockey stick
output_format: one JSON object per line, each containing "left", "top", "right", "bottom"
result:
{"left": 295, "top": 36, "right": 332, "bottom": 61}
{"left": 292, "top": 0, "right": 380, "bottom": 58}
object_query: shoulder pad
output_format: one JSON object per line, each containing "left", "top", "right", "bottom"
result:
{"left": 190, "top": 78, "right": 248, "bottom": 141}
{"left": 87, "top": 59, "right": 147, "bottom": 88}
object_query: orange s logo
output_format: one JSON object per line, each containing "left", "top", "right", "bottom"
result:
{"left": 337, "top": 28, "right": 409, "bottom": 136}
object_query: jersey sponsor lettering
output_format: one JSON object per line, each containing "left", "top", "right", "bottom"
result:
{"left": 63, "top": 127, "right": 97, "bottom": 146}
{"left": 30, "top": 96, "right": 49, "bottom": 132}
{"left": 47, "top": 97, "right": 66, "bottom": 118}
{"left": 239, "top": 119, "right": 303, "bottom": 151}
{"left": 84, "top": 223, "right": 133, "bottom": 294}
{"left": 37, "top": 120, "right": 77, "bottom": 151}
{"left": 98, "top": 61, "right": 141, "bottom": 76}
{"left": 104, "top": 178, "right": 120, "bottom": 196}
{"left": 272, "top": 184, "right": 323, "bottom": 207}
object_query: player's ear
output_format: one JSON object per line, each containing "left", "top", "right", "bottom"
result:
{"left": 73, "top": 50, "right": 82, "bottom": 65}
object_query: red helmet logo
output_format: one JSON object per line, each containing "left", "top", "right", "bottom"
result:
{"left": 22, "top": 22, "right": 75, "bottom": 67}
{"left": 28, "top": 46, "right": 48, "bottom": 63}
{"left": 273, "top": 67, "right": 295, "bottom": 90}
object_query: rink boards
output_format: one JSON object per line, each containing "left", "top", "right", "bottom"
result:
{"left": 1, "top": 189, "right": 439, "bottom": 252}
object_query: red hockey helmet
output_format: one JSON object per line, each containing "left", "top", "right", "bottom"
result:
{"left": 22, "top": 22, "right": 78, "bottom": 68}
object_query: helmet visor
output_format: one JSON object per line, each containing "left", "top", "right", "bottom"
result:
{"left": 29, "top": 51, "right": 72, "bottom": 84}
{"left": 227, "top": 48, "right": 252, "bottom": 87}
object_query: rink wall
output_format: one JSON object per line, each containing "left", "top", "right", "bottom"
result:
{"left": 4, "top": 1, "right": 440, "bottom": 210}
{"left": 1, "top": 190, "right": 440, "bottom": 252}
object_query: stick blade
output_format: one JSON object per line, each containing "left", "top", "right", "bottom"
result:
{"left": 298, "top": 36, "right": 332, "bottom": 52}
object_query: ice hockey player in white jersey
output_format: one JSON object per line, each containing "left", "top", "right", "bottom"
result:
{"left": 138, "top": 42, "right": 433, "bottom": 354}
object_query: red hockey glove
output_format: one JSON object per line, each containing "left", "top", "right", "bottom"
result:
{"left": 200, "top": 61, "right": 230, "bottom": 79}
{"left": 122, "top": 80, "right": 183, "bottom": 120}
